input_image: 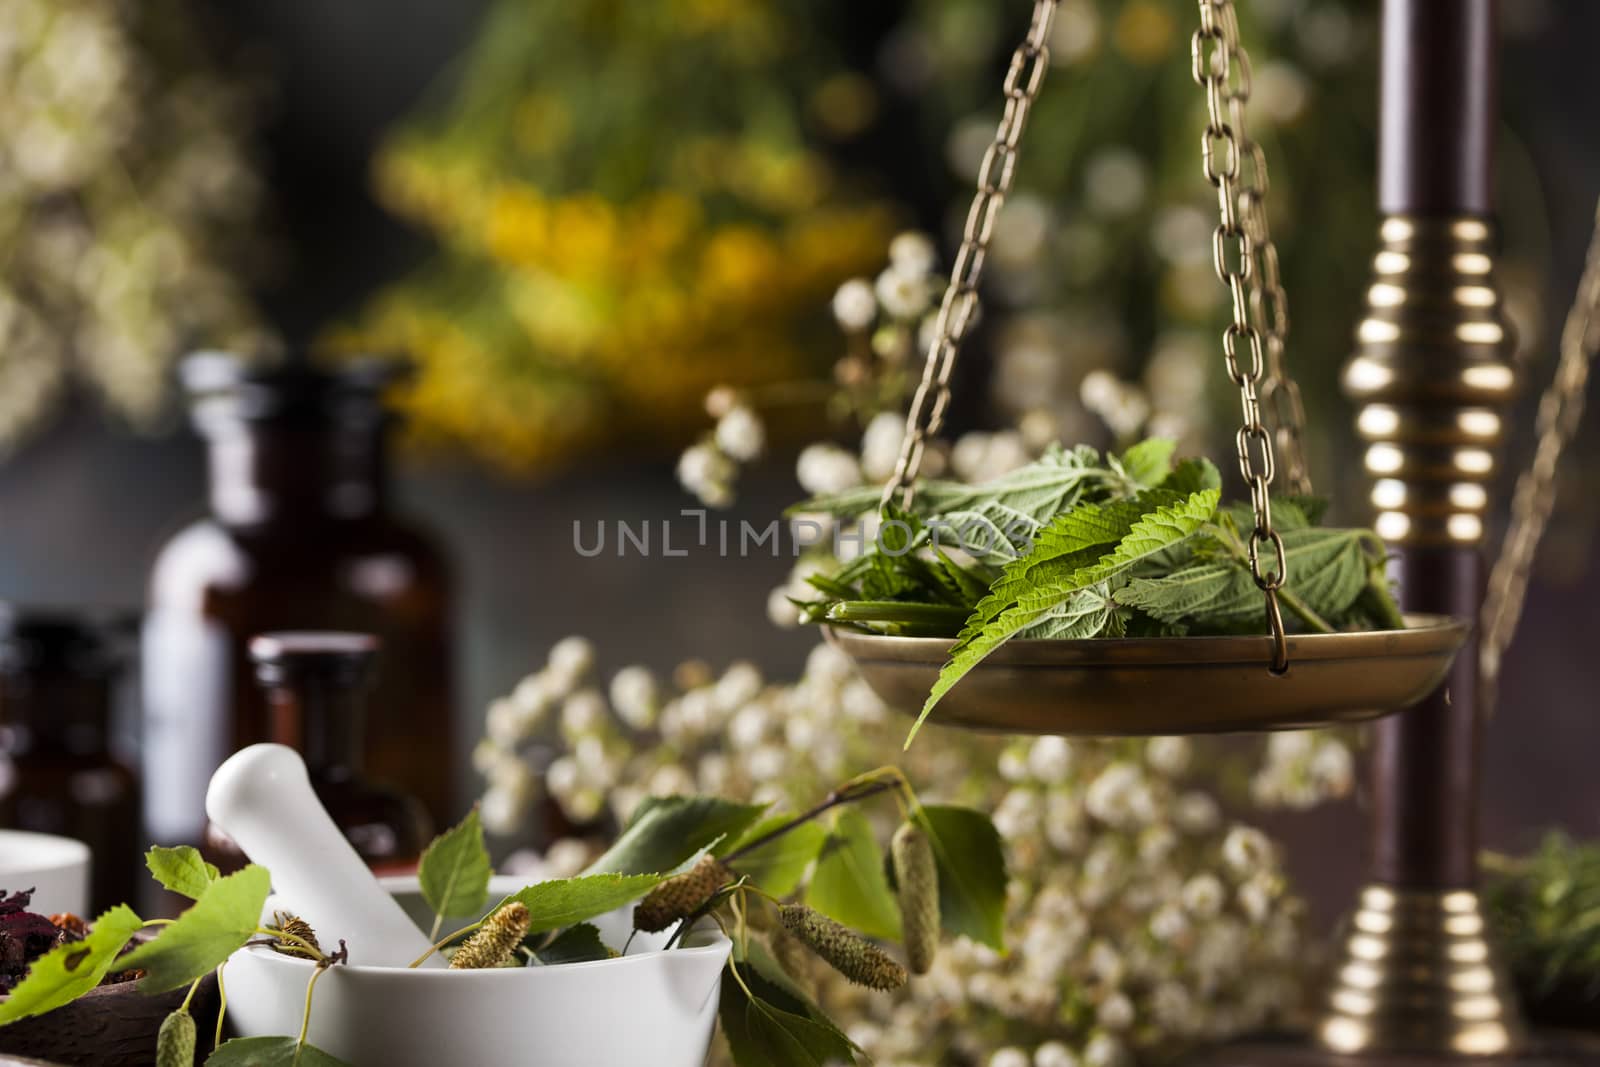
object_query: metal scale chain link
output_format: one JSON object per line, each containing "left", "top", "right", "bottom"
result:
{"left": 881, "top": 0, "right": 1059, "bottom": 512}
{"left": 1216, "top": 4, "right": 1312, "bottom": 497}
{"left": 1481, "top": 196, "right": 1600, "bottom": 706}
{"left": 1192, "top": 0, "right": 1290, "bottom": 670}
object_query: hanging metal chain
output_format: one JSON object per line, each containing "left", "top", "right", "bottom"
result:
{"left": 1480, "top": 195, "right": 1600, "bottom": 708}
{"left": 881, "top": 0, "right": 1059, "bottom": 511}
{"left": 1214, "top": 3, "right": 1313, "bottom": 496}
{"left": 1192, "top": 0, "right": 1289, "bottom": 671}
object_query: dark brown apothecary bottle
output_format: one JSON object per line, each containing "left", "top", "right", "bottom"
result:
{"left": 205, "top": 632, "right": 432, "bottom": 873}
{"left": 0, "top": 608, "right": 141, "bottom": 913}
{"left": 142, "top": 355, "right": 455, "bottom": 847}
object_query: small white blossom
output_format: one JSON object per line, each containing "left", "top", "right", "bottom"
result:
{"left": 485, "top": 698, "right": 524, "bottom": 747}
{"left": 677, "top": 442, "right": 735, "bottom": 504}
{"left": 715, "top": 405, "right": 765, "bottom": 461}
{"left": 796, "top": 443, "right": 862, "bottom": 496}
{"left": 1145, "top": 736, "right": 1192, "bottom": 778}
{"left": 875, "top": 266, "right": 929, "bottom": 320}
{"left": 647, "top": 763, "right": 695, "bottom": 797}
{"left": 767, "top": 586, "right": 802, "bottom": 629}
{"left": 545, "top": 756, "right": 580, "bottom": 799}
{"left": 998, "top": 745, "right": 1031, "bottom": 784}
{"left": 547, "top": 636, "right": 596, "bottom": 689}
{"left": 1181, "top": 873, "right": 1225, "bottom": 919}
{"left": 1085, "top": 762, "right": 1145, "bottom": 827}
{"left": 832, "top": 278, "right": 877, "bottom": 331}
{"left": 990, "top": 1049, "right": 1031, "bottom": 1067}
{"left": 1222, "top": 826, "right": 1272, "bottom": 877}
{"left": 1173, "top": 791, "right": 1221, "bottom": 834}
{"left": 1097, "top": 992, "right": 1135, "bottom": 1030}
{"left": 861, "top": 411, "right": 908, "bottom": 482}
{"left": 608, "top": 665, "right": 658, "bottom": 730}
{"left": 560, "top": 688, "right": 607, "bottom": 740}
{"left": 714, "top": 661, "right": 763, "bottom": 710}
{"left": 1035, "top": 1041, "right": 1079, "bottom": 1067}
{"left": 889, "top": 232, "right": 937, "bottom": 276}
{"left": 480, "top": 785, "right": 526, "bottom": 836}
{"left": 1027, "top": 736, "right": 1074, "bottom": 784}
{"left": 1083, "top": 1033, "right": 1127, "bottom": 1067}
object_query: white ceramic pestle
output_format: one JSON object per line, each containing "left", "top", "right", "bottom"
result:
{"left": 205, "top": 743, "right": 445, "bottom": 968}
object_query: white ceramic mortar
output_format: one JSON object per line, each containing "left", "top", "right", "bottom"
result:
{"left": 223, "top": 876, "right": 731, "bottom": 1067}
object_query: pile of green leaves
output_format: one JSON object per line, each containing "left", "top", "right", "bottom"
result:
{"left": 792, "top": 438, "right": 1406, "bottom": 741}
{"left": 1485, "top": 833, "right": 1600, "bottom": 1005}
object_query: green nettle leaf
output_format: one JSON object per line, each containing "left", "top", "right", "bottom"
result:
{"left": 499, "top": 872, "right": 668, "bottom": 935}
{"left": 0, "top": 904, "right": 144, "bottom": 1025}
{"left": 205, "top": 1036, "right": 351, "bottom": 1066}
{"left": 916, "top": 805, "right": 1008, "bottom": 952}
{"left": 1160, "top": 457, "right": 1223, "bottom": 495}
{"left": 727, "top": 817, "right": 828, "bottom": 898}
{"left": 532, "top": 922, "right": 615, "bottom": 965}
{"left": 1117, "top": 437, "right": 1177, "bottom": 488}
{"left": 1117, "top": 527, "right": 1372, "bottom": 628}
{"left": 122, "top": 866, "right": 272, "bottom": 993}
{"left": 719, "top": 944, "right": 858, "bottom": 1067}
{"left": 1017, "top": 582, "right": 1119, "bottom": 639}
{"left": 804, "top": 808, "right": 901, "bottom": 942}
{"left": 791, "top": 443, "right": 1110, "bottom": 525}
{"left": 145, "top": 847, "right": 221, "bottom": 902}
{"left": 586, "top": 795, "right": 768, "bottom": 877}
{"left": 908, "top": 488, "right": 1218, "bottom": 742}
{"left": 418, "top": 808, "right": 492, "bottom": 919}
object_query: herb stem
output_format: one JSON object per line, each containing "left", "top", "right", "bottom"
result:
{"left": 408, "top": 918, "right": 485, "bottom": 968}
{"left": 178, "top": 976, "right": 201, "bottom": 1014}
{"left": 1277, "top": 586, "right": 1336, "bottom": 634}
{"left": 296, "top": 963, "right": 328, "bottom": 1052}
{"left": 724, "top": 771, "right": 903, "bottom": 862}
{"left": 1359, "top": 569, "right": 1408, "bottom": 631}
{"left": 214, "top": 964, "right": 228, "bottom": 1051}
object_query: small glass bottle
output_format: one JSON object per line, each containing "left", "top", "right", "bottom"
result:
{"left": 142, "top": 355, "right": 455, "bottom": 848}
{"left": 206, "top": 632, "right": 432, "bottom": 873}
{"left": 0, "top": 608, "right": 141, "bottom": 912}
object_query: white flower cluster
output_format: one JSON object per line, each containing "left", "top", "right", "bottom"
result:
{"left": 677, "top": 387, "right": 767, "bottom": 507}
{"left": 1250, "top": 730, "right": 1356, "bottom": 810}
{"left": 0, "top": 0, "right": 268, "bottom": 448}
{"left": 477, "top": 638, "right": 1317, "bottom": 1064}
{"left": 676, "top": 231, "right": 944, "bottom": 509}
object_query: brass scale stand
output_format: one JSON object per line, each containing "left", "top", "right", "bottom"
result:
{"left": 827, "top": 0, "right": 1600, "bottom": 1063}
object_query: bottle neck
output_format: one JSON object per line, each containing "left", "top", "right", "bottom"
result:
{"left": 204, "top": 420, "right": 391, "bottom": 529}
{"left": 0, "top": 675, "right": 113, "bottom": 757}
{"left": 267, "top": 681, "right": 366, "bottom": 775}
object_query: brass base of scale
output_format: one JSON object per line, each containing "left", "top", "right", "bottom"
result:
{"left": 1192, "top": 884, "right": 1600, "bottom": 1067}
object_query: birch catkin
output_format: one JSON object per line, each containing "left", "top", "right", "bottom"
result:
{"left": 891, "top": 821, "right": 940, "bottom": 974}
{"left": 634, "top": 855, "right": 730, "bottom": 932}
{"left": 450, "top": 902, "right": 531, "bottom": 969}
{"left": 778, "top": 904, "right": 907, "bottom": 991}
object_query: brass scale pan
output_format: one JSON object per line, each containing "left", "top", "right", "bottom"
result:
{"left": 826, "top": 614, "right": 1466, "bottom": 737}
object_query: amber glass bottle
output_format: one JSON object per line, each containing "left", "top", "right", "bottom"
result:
{"left": 0, "top": 608, "right": 141, "bottom": 912}
{"left": 205, "top": 632, "right": 432, "bottom": 873}
{"left": 142, "top": 356, "right": 454, "bottom": 847}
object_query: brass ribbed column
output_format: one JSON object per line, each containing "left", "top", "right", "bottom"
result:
{"left": 1344, "top": 216, "right": 1515, "bottom": 549}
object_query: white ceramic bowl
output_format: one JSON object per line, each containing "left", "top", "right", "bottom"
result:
{"left": 0, "top": 830, "right": 89, "bottom": 916}
{"left": 223, "top": 875, "right": 731, "bottom": 1067}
